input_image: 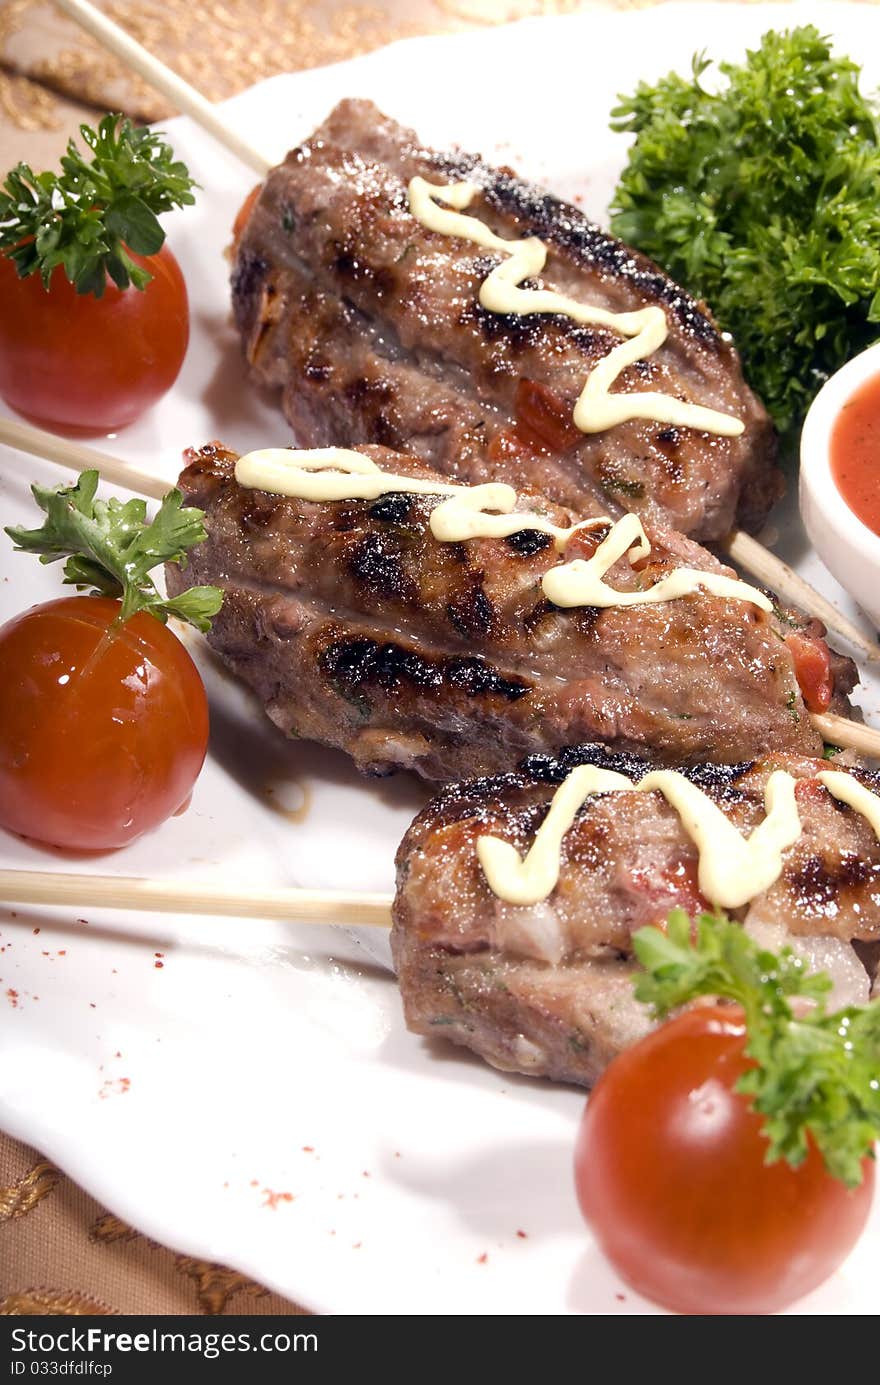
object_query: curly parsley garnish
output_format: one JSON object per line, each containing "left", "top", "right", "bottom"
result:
{"left": 5, "top": 471, "right": 221, "bottom": 633}
{"left": 633, "top": 911, "right": 880, "bottom": 1187}
{"left": 0, "top": 114, "right": 196, "bottom": 297}
{"left": 609, "top": 26, "right": 880, "bottom": 441}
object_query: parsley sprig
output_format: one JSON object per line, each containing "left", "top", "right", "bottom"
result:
{"left": 633, "top": 911, "right": 880, "bottom": 1187}
{"left": 5, "top": 471, "right": 222, "bottom": 633}
{"left": 0, "top": 114, "right": 196, "bottom": 296}
{"left": 609, "top": 26, "right": 880, "bottom": 441}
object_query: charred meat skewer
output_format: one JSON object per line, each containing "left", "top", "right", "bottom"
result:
{"left": 167, "top": 442, "right": 854, "bottom": 779}
{"left": 232, "top": 99, "right": 780, "bottom": 544}
{"left": 392, "top": 744, "right": 880, "bottom": 1087}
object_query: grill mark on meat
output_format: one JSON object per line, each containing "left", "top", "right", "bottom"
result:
{"left": 446, "top": 571, "right": 498, "bottom": 640}
{"left": 167, "top": 442, "right": 852, "bottom": 780}
{"left": 657, "top": 426, "right": 681, "bottom": 448}
{"left": 347, "top": 531, "right": 416, "bottom": 602}
{"left": 231, "top": 100, "right": 783, "bottom": 541}
{"left": 321, "top": 637, "right": 529, "bottom": 704}
{"left": 439, "top": 159, "right": 721, "bottom": 347}
{"left": 786, "top": 852, "right": 880, "bottom": 914}
{"left": 508, "top": 743, "right": 755, "bottom": 802}
{"left": 369, "top": 493, "right": 413, "bottom": 525}
{"left": 230, "top": 247, "right": 269, "bottom": 304}
{"left": 197, "top": 570, "right": 629, "bottom": 699}
{"left": 505, "top": 529, "right": 552, "bottom": 556}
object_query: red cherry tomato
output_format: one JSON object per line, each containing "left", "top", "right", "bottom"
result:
{"left": 0, "top": 245, "right": 188, "bottom": 433}
{"left": 575, "top": 1005, "right": 875, "bottom": 1315}
{"left": 0, "top": 596, "right": 209, "bottom": 850}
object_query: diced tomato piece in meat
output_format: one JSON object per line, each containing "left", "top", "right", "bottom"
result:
{"left": 626, "top": 860, "right": 708, "bottom": 924}
{"left": 232, "top": 184, "right": 263, "bottom": 246}
{"left": 785, "top": 630, "right": 833, "bottom": 714}
{"left": 514, "top": 378, "right": 581, "bottom": 453}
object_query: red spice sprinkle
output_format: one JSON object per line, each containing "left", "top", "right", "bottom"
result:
{"left": 76, "top": 919, "right": 88, "bottom": 927}
{"left": 32, "top": 928, "right": 40, "bottom": 935}
{"left": 41, "top": 951, "right": 49, "bottom": 957}
{"left": 615, "top": 1293, "right": 626, "bottom": 1302}
{"left": 6, "top": 989, "right": 18, "bottom": 1008}
{"left": 250, "top": 1180, "right": 259, "bottom": 1187}
{"left": 516, "top": 1230, "right": 527, "bottom": 1239}
{"left": 57, "top": 950, "right": 66, "bottom": 957}
{"left": 89, "top": 1003, "right": 96, "bottom": 1008}
{"left": 262, "top": 1188, "right": 295, "bottom": 1209}
{"left": 154, "top": 961, "right": 164, "bottom": 969}
{"left": 98, "top": 1077, "right": 130, "bottom": 1099}
{"left": 477, "top": 1253, "right": 488, "bottom": 1265}
{"left": 352, "top": 1242, "right": 362, "bottom": 1250}
{"left": 362, "top": 1170, "right": 370, "bottom": 1178}
{"left": 114, "top": 1051, "right": 121, "bottom": 1059}
{"left": 302, "top": 1146, "right": 314, "bottom": 1153}
{"left": 154, "top": 952, "right": 164, "bottom": 958}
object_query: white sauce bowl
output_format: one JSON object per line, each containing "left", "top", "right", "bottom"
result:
{"left": 800, "top": 341, "right": 880, "bottom": 630}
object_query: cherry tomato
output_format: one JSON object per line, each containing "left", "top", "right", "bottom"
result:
{"left": 0, "top": 596, "right": 208, "bottom": 850}
{"left": 0, "top": 245, "right": 188, "bottom": 433}
{"left": 575, "top": 1005, "right": 875, "bottom": 1315}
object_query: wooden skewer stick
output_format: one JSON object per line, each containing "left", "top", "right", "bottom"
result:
{"left": 723, "top": 529, "right": 880, "bottom": 665}
{"left": 0, "top": 869, "right": 392, "bottom": 927}
{"left": 809, "top": 714, "right": 880, "bottom": 759}
{"left": 4, "top": 415, "right": 880, "bottom": 758}
{"left": 51, "top": 0, "right": 880, "bottom": 666}
{"left": 53, "top": 0, "right": 271, "bottom": 176}
{"left": 0, "top": 417, "right": 167, "bottom": 500}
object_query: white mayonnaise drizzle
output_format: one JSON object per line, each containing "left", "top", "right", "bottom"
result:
{"left": 542, "top": 512, "right": 771, "bottom": 612}
{"left": 818, "top": 770, "right": 880, "bottom": 836}
{"left": 407, "top": 176, "right": 745, "bottom": 438}
{"left": 233, "top": 448, "right": 770, "bottom": 612}
{"left": 477, "top": 765, "right": 803, "bottom": 910}
{"left": 476, "top": 766, "right": 633, "bottom": 906}
{"left": 234, "top": 446, "right": 461, "bottom": 503}
{"left": 638, "top": 769, "right": 802, "bottom": 909}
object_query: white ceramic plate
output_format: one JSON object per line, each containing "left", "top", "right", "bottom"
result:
{"left": 2, "top": 2, "right": 879, "bottom": 1316}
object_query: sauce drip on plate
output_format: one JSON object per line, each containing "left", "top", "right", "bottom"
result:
{"left": 831, "top": 372, "right": 880, "bottom": 536}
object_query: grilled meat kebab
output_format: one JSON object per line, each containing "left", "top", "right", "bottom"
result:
{"left": 167, "top": 442, "right": 854, "bottom": 780}
{"left": 392, "top": 744, "right": 880, "bottom": 1086}
{"left": 232, "top": 99, "right": 781, "bottom": 543}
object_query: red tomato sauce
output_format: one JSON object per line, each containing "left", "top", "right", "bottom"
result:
{"left": 830, "top": 371, "right": 880, "bottom": 536}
